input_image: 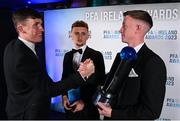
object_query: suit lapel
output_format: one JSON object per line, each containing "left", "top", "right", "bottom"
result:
{"left": 69, "top": 50, "right": 75, "bottom": 72}
{"left": 81, "top": 46, "right": 90, "bottom": 62}
{"left": 133, "top": 44, "right": 148, "bottom": 75}
{"left": 17, "top": 39, "right": 37, "bottom": 59}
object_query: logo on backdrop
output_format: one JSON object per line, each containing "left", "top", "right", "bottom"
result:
{"left": 101, "top": 51, "right": 112, "bottom": 60}
{"left": 146, "top": 8, "right": 178, "bottom": 20}
{"left": 55, "top": 49, "right": 69, "bottom": 57}
{"left": 85, "top": 11, "right": 124, "bottom": 21}
{"left": 166, "top": 76, "right": 175, "bottom": 87}
{"left": 145, "top": 30, "right": 177, "bottom": 40}
{"left": 169, "top": 53, "right": 180, "bottom": 63}
{"left": 103, "top": 30, "right": 120, "bottom": 39}
{"left": 166, "top": 98, "right": 180, "bottom": 108}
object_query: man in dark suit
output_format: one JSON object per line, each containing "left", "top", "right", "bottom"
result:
{"left": 62, "top": 20, "right": 105, "bottom": 119}
{"left": 97, "top": 10, "right": 167, "bottom": 120}
{"left": 3, "top": 8, "right": 94, "bottom": 120}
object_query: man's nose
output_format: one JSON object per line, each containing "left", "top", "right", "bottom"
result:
{"left": 79, "top": 34, "right": 83, "bottom": 39}
{"left": 39, "top": 25, "right": 44, "bottom": 32}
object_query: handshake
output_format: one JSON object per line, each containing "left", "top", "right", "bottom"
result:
{"left": 77, "top": 58, "right": 95, "bottom": 79}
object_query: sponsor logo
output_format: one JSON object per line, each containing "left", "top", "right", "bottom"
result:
{"left": 166, "top": 76, "right": 175, "bottom": 86}
{"left": 145, "top": 30, "right": 177, "bottom": 40}
{"left": 169, "top": 54, "right": 180, "bottom": 63}
{"left": 103, "top": 30, "right": 120, "bottom": 39}
{"left": 55, "top": 49, "right": 69, "bottom": 57}
{"left": 166, "top": 98, "right": 180, "bottom": 108}
{"left": 101, "top": 51, "right": 112, "bottom": 60}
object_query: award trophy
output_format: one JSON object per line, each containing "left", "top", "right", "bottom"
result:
{"left": 92, "top": 46, "right": 137, "bottom": 106}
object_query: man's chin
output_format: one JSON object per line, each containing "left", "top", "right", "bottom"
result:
{"left": 76, "top": 43, "right": 84, "bottom": 47}
{"left": 35, "top": 39, "right": 42, "bottom": 43}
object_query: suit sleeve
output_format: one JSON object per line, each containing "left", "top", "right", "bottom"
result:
{"left": 87, "top": 52, "right": 105, "bottom": 85}
{"left": 46, "top": 52, "right": 85, "bottom": 97}
{"left": 80, "top": 51, "right": 106, "bottom": 102}
{"left": 61, "top": 53, "right": 71, "bottom": 96}
{"left": 16, "top": 53, "right": 84, "bottom": 97}
{"left": 47, "top": 72, "right": 84, "bottom": 97}
{"left": 111, "top": 56, "right": 166, "bottom": 120}
{"left": 105, "top": 53, "right": 121, "bottom": 87}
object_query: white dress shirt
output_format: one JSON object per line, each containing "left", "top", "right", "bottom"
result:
{"left": 18, "top": 37, "right": 36, "bottom": 55}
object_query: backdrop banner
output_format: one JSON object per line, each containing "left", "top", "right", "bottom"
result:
{"left": 44, "top": 3, "right": 180, "bottom": 120}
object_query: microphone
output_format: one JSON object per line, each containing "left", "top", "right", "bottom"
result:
{"left": 92, "top": 46, "right": 137, "bottom": 106}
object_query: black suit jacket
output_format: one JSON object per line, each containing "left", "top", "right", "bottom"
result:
{"left": 3, "top": 39, "right": 84, "bottom": 119}
{"left": 105, "top": 44, "right": 166, "bottom": 120}
{"left": 62, "top": 46, "right": 105, "bottom": 119}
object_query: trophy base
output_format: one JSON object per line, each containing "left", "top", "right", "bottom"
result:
{"left": 92, "top": 86, "right": 113, "bottom": 106}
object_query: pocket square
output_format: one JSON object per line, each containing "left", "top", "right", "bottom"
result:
{"left": 128, "top": 68, "right": 138, "bottom": 77}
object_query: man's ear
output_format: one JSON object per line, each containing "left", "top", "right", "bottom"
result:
{"left": 136, "top": 24, "right": 141, "bottom": 30}
{"left": 17, "top": 24, "right": 25, "bottom": 33}
{"left": 136, "top": 24, "right": 144, "bottom": 34}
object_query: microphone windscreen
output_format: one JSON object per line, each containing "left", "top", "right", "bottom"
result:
{"left": 120, "top": 46, "right": 137, "bottom": 61}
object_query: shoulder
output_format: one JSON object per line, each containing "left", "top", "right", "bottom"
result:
{"left": 146, "top": 45, "right": 163, "bottom": 60}
{"left": 139, "top": 44, "right": 160, "bottom": 59}
{"left": 63, "top": 50, "right": 72, "bottom": 61}
{"left": 4, "top": 39, "right": 21, "bottom": 55}
{"left": 86, "top": 46, "right": 102, "bottom": 56}
{"left": 141, "top": 44, "right": 165, "bottom": 67}
{"left": 5, "top": 39, "right": 16, "bottom": 49}
{"left": 64, "top": 50, "right": 71, "bottom": 56}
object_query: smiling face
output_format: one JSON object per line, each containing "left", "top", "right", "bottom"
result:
{"left": 17, "top": 18, "right": 44, "bottom": 43}
{"left": 70, "top": 27, "right": 89, "bottom": 48}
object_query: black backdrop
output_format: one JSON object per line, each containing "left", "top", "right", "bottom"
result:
{"left": 0, "top": 9, "right": 17, "bottom": 119}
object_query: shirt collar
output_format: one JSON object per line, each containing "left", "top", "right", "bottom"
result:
{"left": 73, "top": 44, "right": 87, "bottom": 54}
{"left": 134, "top": 42, "right": 144, "bottom": 53}
{"left": 18, "top": 37, "right": 36, "bottom": 55}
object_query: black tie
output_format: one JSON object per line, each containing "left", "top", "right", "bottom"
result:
{"left": 72, "top": 49, "right": 82, "bottom": 54}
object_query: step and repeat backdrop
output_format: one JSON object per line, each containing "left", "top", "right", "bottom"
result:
{"left": 44, "top": 2, "right": 180, "bottom": 120}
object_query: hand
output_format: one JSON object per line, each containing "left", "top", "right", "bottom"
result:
{"left": 69, "top": 100, "right": 85, "bottom": 113}
{"left": 78, "top": 58, "right": 95, "bottom": 78}
{"left": 97, "top": 102, "right": 112, "bottom": 117}
{"left": 62, "top": 95, "right": 72, "bottom": 110}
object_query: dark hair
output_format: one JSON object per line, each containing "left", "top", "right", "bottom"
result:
{"left": 71, "top": 20, "right": 89, "bottom": 31}
{"left": 12, "top": 8, "right": 42, "bottom": 27}
{"left": 123, "top": 10, "right": 153, "bottom": 28}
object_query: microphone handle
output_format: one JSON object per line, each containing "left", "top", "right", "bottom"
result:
{"left": 106, "top": 60, "right": 134, "bottom": 94}
{"left": 102, "top": 59, "right": 123, "bottom": 91}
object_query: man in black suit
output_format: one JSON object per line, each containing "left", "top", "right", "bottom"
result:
{"left": 3, "top": 8, "right": 94, "bottom": 119}
{"left": 97, "top": 10, "right": 167, "bottom": 120}
{"left": 62, "top": 20, "right": 105, "bottom": 119}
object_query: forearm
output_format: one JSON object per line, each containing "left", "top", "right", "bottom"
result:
{"left": 48, "top": 72, "right": 84, "bottom": 97}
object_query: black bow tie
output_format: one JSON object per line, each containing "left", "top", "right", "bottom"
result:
{"left": 72, "top": 49, "right": 82, "bottom": 54}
